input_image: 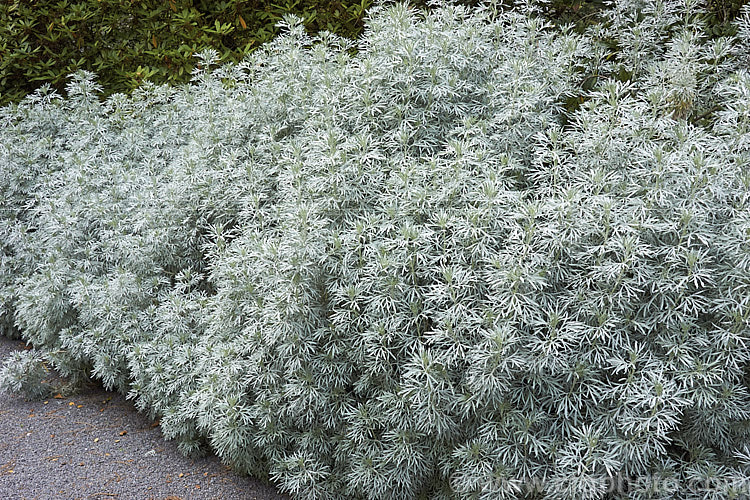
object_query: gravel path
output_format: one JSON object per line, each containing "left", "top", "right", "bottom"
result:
{"left": 0, "top": 336, "right": 289, "bottom": 500}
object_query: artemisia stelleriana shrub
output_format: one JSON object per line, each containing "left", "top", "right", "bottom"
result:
{"left": 2, "top": 1, "right": 750, "bottom": 498}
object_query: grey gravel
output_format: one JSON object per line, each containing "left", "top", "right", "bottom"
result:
{"left": 0, "top": 336, "right": 289, "bottom": 500}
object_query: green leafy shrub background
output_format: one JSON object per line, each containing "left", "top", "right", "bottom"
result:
{"left": 0, "top": 0, "right": 379, "bottom": 105}
{"left": 2, "top": 0, "right": 750, "bottom": 498}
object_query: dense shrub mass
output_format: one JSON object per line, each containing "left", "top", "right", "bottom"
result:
{"left": 2, "top": 1, "right": 750, "bottom": 498}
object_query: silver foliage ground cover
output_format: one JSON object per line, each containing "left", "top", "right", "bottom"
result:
{"left": 1, "top": 1, "right": 750, "bottom": 498}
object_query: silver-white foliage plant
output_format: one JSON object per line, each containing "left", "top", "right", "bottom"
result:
{"left": 1, "top": 1, "right": 749, "bottom": 498}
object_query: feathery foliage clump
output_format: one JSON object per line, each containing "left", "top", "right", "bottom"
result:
{"left": 2, "top": 1, "right": 750, "bottom": 498}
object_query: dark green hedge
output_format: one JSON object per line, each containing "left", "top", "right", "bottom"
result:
{"left": 0, "top": 0, "right": 378, "bottom": 105}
